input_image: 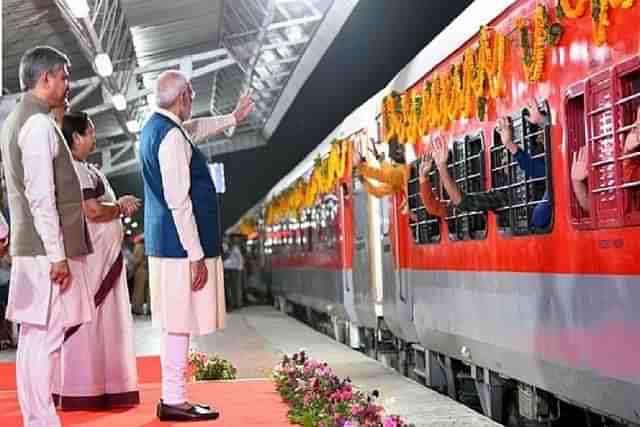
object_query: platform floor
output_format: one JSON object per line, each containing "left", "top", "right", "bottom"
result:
{"left": 1, "top": 306, "right": 501, "bottom": 426}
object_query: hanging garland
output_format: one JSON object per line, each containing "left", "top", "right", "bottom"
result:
{"left": 559, "top": 0, "right": 635, "bottom": 46}
{"left": 489, "top": 31, "right": 507, "bottom": 98}
{"left": 448, "top": 63, "right": 464, "bottom": 121}
{"left": 592, "top": 0, "right": 610, "bottom": 45}
{"left": 461, "top": 48, "right": 476, "bottom": 118}
{"left": 559, "top": 0, "right": 589, "bottom": 18}
{"left": 609, "top": 0, "right": 634, "bottom": 8}
{"left": 264, "top": 137, "right": 353, "bottom": 225}
{"left": 517, "top": 5, "right": 547, "bottom": 82}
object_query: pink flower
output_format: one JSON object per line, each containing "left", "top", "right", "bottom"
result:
{"left": 383, "top": 415, "right": 402, "bottom": 427}
{"left": 351, "top": 404, "right": 362, "bottom": 416}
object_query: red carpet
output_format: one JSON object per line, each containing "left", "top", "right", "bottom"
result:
{"left": 0, "top": 356, "right": 162, "bottom": 391}
{"left": 0, "top": 357, "right": 291, "bottom": 426}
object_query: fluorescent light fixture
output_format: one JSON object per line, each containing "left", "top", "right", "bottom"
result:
{"left": 94, "top": 53, "right": 113, "bottom": 77}
{"left": 66, "top": 0, "right": 90, "bottom": 18}
{"left": 286, "top": 26, "right": 303, "bottom": 41}
{"left": 262, "top": 50, "right": 277, "bottom": 63}
{"left": 111, "top": 93, "right": 127, "bottom": 111}
{"left": 126, "top": 120, "right": 140, "bottom": 133}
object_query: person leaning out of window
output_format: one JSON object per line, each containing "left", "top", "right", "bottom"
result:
{"left": 417, "top": 99, "right": 550, "bottom": 231}
{"left": 571, "top": 105, "right": 640, "bottom": 213}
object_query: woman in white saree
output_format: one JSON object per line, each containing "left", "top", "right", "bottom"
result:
{"left": 53, "top": 112, "right": 141, "bottom": 409}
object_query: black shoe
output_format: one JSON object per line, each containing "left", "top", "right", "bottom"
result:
{"left": 157, "top": 401, "right": 219, "bottom": 421}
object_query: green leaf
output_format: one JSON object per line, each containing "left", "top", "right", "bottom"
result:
{"left": 556, "top": 0, "right": 565, "bottom": 19}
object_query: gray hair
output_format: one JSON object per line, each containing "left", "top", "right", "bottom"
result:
{"left": 19, "top": 46, "right": 71, "bottom": 91}
{"left": 154, "top": 70, "right": 189, "bottom": 109}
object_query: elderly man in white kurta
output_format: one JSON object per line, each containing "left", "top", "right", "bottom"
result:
{"left": 139, "top": 70, "right": 254, "bottom": 422}
{"left": 0, "top": 46, "right": 93, "bottom": 427}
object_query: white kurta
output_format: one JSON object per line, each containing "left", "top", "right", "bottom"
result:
{"left": 6, "top": 113, "right": 92, "bottom": 328}
{"left": 3, "top": 109, "right": 91, "bottom": 427}
{"left": 148, "top": 109, "right": 235, "bottom": 336}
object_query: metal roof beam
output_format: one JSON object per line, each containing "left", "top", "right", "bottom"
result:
{"left": 70, "top": 80, "right": 101, "bottom": 108}
{"left": 269, "top": 15, "right": 322, "bottom": 31}
{"left": 261, "top": 38, "right": 309, "bottom": 51}
{"left": 192, "top": 58, "right": 237, "bottom": 80}
{"left": 200, "top": 131, "right": 268, "bottom": 157}
{"left": 224, "top": 15, "right": 321, "bottom": 42}
{"left": 102, "top": 157, "right": 138, "bottom": 176}
{"left": 134, "top": 49, "right": 229, "bottom": 75}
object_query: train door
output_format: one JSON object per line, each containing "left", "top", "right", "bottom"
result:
{"left": 340, "top": 181, "right": 358, "bottom": 325}
{"left": 350, "top": 177, "right": 378, "bottom": 329}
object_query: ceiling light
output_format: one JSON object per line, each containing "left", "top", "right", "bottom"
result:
{"left": 126, "top": 120, "right": 140, "bottom": 133}
{"left": 286, "top": 26, "right": 303, "bottom": 41}
{"left": 112, "top": 93, "right": 127, "bottom": 111}
{"left": 262, "top": 51, "right": 277, "bottom": 63}
{"left": 66, "top": 0, "right": 90, "bottom": 18}
{"left": 94, "top": 53, "right": 113, "bottom": 77}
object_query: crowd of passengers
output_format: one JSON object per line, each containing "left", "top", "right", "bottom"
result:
{"left": 355, "top": 98, "right": 640, "bottom": 230}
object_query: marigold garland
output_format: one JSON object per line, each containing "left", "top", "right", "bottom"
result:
{"left": 609, "top": 0, "right": 634, "bottom": 8}
{"left": 560, "top": 0, "right": 589, "bottom": 18}
{"left": 592, "top": 0, "right": 610, "bottom": 45}
{"left": 559, "top": 0, "right": 635, "bottom": 46}
{"left": 264, "top": 138, "right": 352, "bottom": 225}
{"left": 489, "top": 31, "right": 507, "bottom": 97}
{"left": 517, "top": 5, "right": 547, "bottom": 82}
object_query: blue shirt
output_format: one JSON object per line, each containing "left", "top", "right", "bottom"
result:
{"left": 514, "top": 148, "right": 551, "bottom": 230}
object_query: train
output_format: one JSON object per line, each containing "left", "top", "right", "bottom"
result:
{"left": 235, "top": 1, "right": 640, "bottom": 425}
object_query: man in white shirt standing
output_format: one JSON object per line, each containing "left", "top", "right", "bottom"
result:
{"left": 223, "top": 239, "right": 245, "bottom": 309}
{"left": 0, "top": 46, "right": 94, "bottom": 427}
{"left": 139, "top": 70, "right": 254, "bottom": 421}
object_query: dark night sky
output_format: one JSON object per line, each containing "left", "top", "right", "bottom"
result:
{"left": 110, "top": 1, "right": 474, "bottom": 231}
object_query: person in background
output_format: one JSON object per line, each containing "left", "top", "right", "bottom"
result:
{"left": 122, "top": 240, "right": 136, "bottom": 295}
{"left": 223, "top": 239, "right": 244, "bottom": 310}
{"left": 52, "top": 111, "right": 141, "bottom": 409}
{"left": 131, "top": 234, "right": 149, "bottom": 315}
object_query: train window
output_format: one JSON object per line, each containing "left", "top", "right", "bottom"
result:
{"left": 566, "top": 56, "right": 640, "bottom": 228}
{"left": 441, "top": 133, "right": 487, "bottom": 241}
{"left": 407, "top": 158, "right": 441, "bottom": 244}
{"left": 491, "top": 101, "right": 553, "bottom": 235}
{"left": 565, "top": 86, "right": 591, "bottom": 228}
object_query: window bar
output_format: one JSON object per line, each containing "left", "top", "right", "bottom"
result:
{"left": 611, "top": 66, "right": 626, "bottom": 226}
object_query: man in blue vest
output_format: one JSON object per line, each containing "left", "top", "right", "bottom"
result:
{"left": 139, "top": 70, "right": 253, "bottom": 421}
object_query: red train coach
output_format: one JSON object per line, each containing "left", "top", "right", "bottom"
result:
{"left": 251, "top": 0, "right": 640, "bottom": 425}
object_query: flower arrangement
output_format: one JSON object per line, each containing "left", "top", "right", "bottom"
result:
{"left": 187, "top": 349, "right": 237, "bottom": 381}
{"left": 272, "top": 350, "right": 413, "bottom": 427}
